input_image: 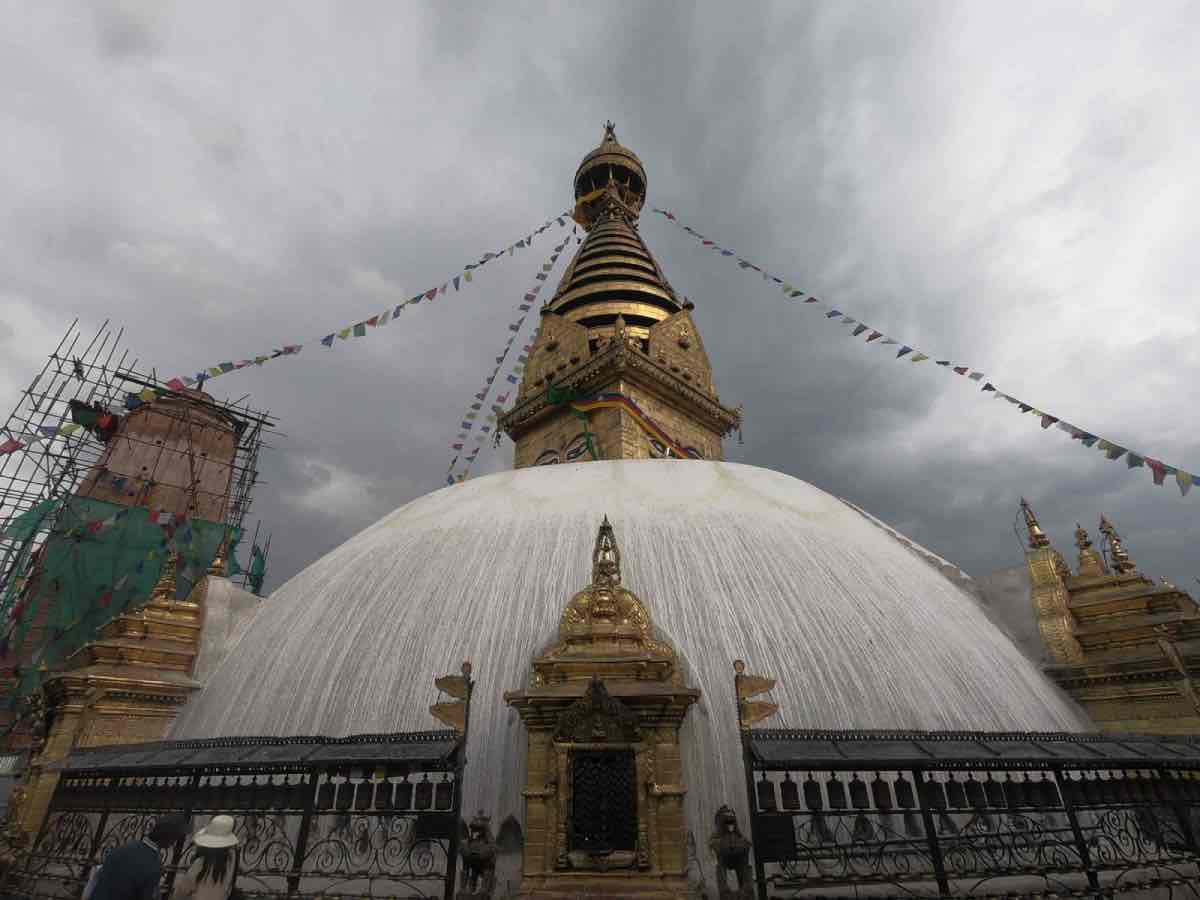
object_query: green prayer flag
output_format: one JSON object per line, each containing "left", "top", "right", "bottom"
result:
{"left": 353, "top": 323, "right": 367, "bottom": 337}
{"left": 70, "top": 407, "right": 99, "bottom": 427}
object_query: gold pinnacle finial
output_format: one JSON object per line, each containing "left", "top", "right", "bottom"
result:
{"left": 603, "top": 120, "right": 617, "bottom": 142}
{"left": 1074, "top": 522, "right": 1107, "bottom": 576}
{"left": 1099, "top": 514, "right": 1137, "bottom": 574}
{"left": 1074, "top": 523, "right": 1090, "bottom": 551}
{"left": 592, "top": 516, "right": 621, "bottom": 586}
{"left": 1019, "top": 498, "right": 1051, "bottom": 549}
{"left": 150, "top": 552, "right": 179, "bottom": 603}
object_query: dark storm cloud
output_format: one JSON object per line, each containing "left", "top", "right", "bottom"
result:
{"left": 1, "top": 2, "right": 1196, "bottom": 597}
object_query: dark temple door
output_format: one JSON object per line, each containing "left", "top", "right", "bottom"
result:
{"left": 570, "top": 749, "right": 638, "bottom": 853}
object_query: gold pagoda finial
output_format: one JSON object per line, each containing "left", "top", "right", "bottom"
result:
{"left": 150, "top": 552, "right": 179, "bottom": 603}
{"left": 603, "top": 120, "right": 617, "bottom": 143}
{"left": 592, "top": 515, "right": 621, "bottom": 586}
{"left": 1074, "top": 523, "right": 1107, "bottom": 576}
{"left": 1099, "top": 514, "right": 1137, "bottom": 574}
{"left": 1019, "top": 497, "right": 1051, "bottom": 549}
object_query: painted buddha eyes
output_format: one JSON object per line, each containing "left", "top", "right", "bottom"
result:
{"left": 565, "top": 434, "right": 590, "bottom": 461}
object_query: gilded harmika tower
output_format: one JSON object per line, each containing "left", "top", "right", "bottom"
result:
{"left": 499, "top": 122, "right": 741, "bottom": 465}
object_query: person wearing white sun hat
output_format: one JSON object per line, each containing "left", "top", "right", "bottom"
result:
{"left": 169, "top": 816, "right": 241, "bottom": 900}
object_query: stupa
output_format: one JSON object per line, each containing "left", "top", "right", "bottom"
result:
{"left": 170, "top": 124, "right": 1091, "bottom": 897}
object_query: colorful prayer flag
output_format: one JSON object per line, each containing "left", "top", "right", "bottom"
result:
{"left": 1146, "top": 458, "right": 1168, "bottom": 485}
{"left": 353, "top": 323, "right": 367, "bottom": 337}
{"left": 166, "top": 378, "right": 186, "bottom": 391}
{"left": 1177, "top": 471, "right": 1194, "bottom": 497}
{"left": 826, "top": 310, "right": 842, "bottom": 318}
{"left": 866, "top": 331, "right": 882, "bottom": 342}
{"left": 321, "top": 334, "right": 335, "bottom": 347}
{"left": 0, "top": 438, "right": 24, "bottom": 455}
{"left": 911, "top": 353, "right": 929, "bottom": 363}
{"left": 897, "top": 346, "right": 912, "bottom": 358}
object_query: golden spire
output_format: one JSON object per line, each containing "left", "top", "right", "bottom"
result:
{"left": 150, "top": 552, "right": 178, "bottom": 603}
{"left": 592, "top": 515, "right": 621, "bottom": 587}
{"left": 532, "top": 517, "right": 676, "bottom": 684}
{"left": 1074, "top": 523, "right": 1107, "bottom": 577}
{"left": 1019, "top": 497, "right": 1051, "bottom": 549}
{"left": 555, "top": 123, "right": 682, "bottom": 347}
{"left": 1099, "top": 514, "right": 1138, "bottom": 574}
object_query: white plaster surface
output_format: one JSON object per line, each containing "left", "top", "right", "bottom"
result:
{"left": 172, "top": 460, "right": 1089, "bottom": 846}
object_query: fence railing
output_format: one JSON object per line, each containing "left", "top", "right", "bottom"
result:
{"left": 4, "top": 731, "right": 465, "bottom": 900}
{"left": 742, "top": 730, "right": 1200, "bottom": 899}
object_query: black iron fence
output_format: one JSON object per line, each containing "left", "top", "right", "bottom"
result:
{"left": 5, "top": 731, "right": 464, "bottom": 900}
{"left": 742, "top": 730, "right": 1200, "bottom": 899}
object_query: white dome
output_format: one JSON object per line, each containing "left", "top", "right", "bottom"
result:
{"left": 172, "top": 460, "right": 1087, "bottom": 836}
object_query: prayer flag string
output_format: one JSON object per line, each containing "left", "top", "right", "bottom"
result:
{"left": 0, "top": 213, "right": 573, "bottom": 461}
{"left": 447, "top": 228, "right": 576, "bottom": 484}
{"left": 652, "top": 207, "right": 1196, "bottom": 498}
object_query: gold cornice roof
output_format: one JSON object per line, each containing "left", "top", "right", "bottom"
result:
{"left": 499, "top": 337, "right": 741, "bottom": 438}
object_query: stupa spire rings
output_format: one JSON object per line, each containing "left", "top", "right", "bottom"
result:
{"left": 1019, "top": 497, "right": 1051, "bottom": 550}
{"left": 1074, "top": 522, "right": 1107, "bottom": 577}
{"left": 1099, "top": 514, "right": 1138, "bottom": 574}
{"left": 592, "top": 515, "right": 622, "bottom": 586}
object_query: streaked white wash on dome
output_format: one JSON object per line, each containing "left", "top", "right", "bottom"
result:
{"left": 172, "top": 460, "right": 1087, "bottom": 843}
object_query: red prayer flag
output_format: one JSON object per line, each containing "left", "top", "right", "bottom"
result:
{"left": 166, "top": 377, "right": 186, "bottom": 391}
{"left": 366, "top": 316, "right": 379, "bottom": 326}
{"left": 953, "top": 366, "right": 968, "bottom": 375}
{"left": 1146, "top": 458, "right": 1168, "bottom": 485}
{"left": 0, "top": 438, "right": 24, "bottom": 455}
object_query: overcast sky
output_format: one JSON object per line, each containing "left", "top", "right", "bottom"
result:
{"left": 2, "top": 1, "right": 1197, "bottom": 596}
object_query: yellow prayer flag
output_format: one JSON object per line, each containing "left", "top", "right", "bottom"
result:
{"left": 208, "top": 367, "right": 222, "bottom": 378}
{"left": 464, "top": 270, "right": 473, "bottom": 282}
{"left": 739, "top": 699, "right": 779, "bottom": 727}
{"left": 911, "top": 353, "right": 929, "bottom": 363}
{"left": 429, "top": 701, "right": 467, "bottom": 731}
{"left": 1178, "top": 471, "right": 1194, "bottom": 496}
{"left": 139, "top": 388, "right": 157, "bottom": 401}
{"left": 338, "top": 327, "right": 352, "bottom": 339}
{"left": 435, "top": 674, "right": 470, "bottom": 700}
{"left": 737, "top": 674, "right": 776, "bottom": 700}
{"left": 60, "top": 424, "right": 81, "bottom": 436}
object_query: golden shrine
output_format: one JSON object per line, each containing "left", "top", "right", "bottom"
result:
{"left": 1021, "top": 498, "right": 1200, "bottom": 734}
{"left": 505, "top": 517, "right": 699, "bottom": 900}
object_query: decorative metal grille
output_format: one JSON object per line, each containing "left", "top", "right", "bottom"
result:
{"left": 570, "top": 749, "right": 637, "bottom": 853}
{"left": 4, "top": 731, "right": 463, "bottom": 900}
{"left": 742, "top": 730, "right": 1200, "bottom": 899}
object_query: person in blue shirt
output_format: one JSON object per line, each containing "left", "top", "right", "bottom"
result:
{"left": 88, "top": 815, "right": 189, "bottom": 900}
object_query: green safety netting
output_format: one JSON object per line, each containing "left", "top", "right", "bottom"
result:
{"left": 4, "top": 497, "right": 226, "bottom": 702}
{"left": 248, "top": 544, "right": 267, "bottom": 595}
{"left": 223, "top": 525, "right": 244, "bottom": 578}
{"left": 2, "top": 496, "right": 64, "bottom": 544}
